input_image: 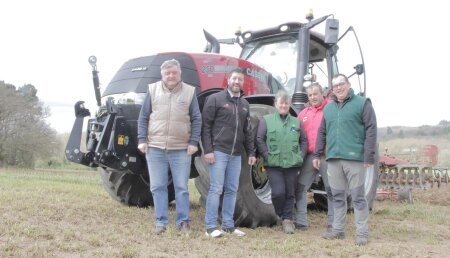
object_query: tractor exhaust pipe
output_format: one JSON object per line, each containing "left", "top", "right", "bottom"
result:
{"left": 88, "top": 56, "right": 102, "bottom": 107}
{"left": 203, "top": 29, "right": 220, "bottom": 53}
{"left": 293, "top": 13, "right": 335, "bottom": 111}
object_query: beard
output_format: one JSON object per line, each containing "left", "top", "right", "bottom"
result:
{"left": 229, "top": 84, "right": 241, "bottom": 94}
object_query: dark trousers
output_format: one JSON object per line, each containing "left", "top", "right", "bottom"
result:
{"left": 267, "top": 167, "right": 298, "bottom": 220}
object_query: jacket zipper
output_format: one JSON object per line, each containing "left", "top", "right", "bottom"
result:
{"left": 231, "top": 99, "right": 239, "bottom": 155}
{"left": 165, "top": 93, "right": 172, "bottom": 150}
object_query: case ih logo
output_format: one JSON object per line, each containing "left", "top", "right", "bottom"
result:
{"left": 201, "top": 65, "right": 268, "bottom": 82}
{"left": 201, "top": 65, "right": 234, "bottom": 74}
{"left": 245, "top": 68, "right": 268, "bottom": 83}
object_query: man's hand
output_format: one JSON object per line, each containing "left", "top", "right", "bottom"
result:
{"left": 248, "top": 156, "right": 256, "bottom": 166}
{"left": 187, "top": 145, "right": 198, "bottom": 155}
{"left": 138, "top": 143, "right": 148, "bottom": 154}
{"left": 312, "top": 158, "right": 321, "bottom": 170}
{"left": 204, "top": 153, "right": 215, "bottom": 164}
{"left": 364, "top": 163, "right": 374, "bottom": 168}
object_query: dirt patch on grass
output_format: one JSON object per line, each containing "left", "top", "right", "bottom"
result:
{"left": 413, "top": 185, "right": 450, "bottom": 206}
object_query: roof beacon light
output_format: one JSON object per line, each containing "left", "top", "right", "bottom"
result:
{"left": 306, "top": 8, "right": 314, "bottom": 22}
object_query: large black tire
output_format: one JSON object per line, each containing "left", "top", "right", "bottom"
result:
{"left": 195, "top": 104, "right": 279, "bottom": 228}
{"left": 99, "top": 167, "right": 175, "bottom": 207}
{"left": 312, "top": 185, "right": 328, "bottom": 211}
{"left": 312, "top": 187, "right": 352, "bottom": 211}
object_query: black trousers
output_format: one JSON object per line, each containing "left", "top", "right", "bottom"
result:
{"left": 267, "top": 167, "right": 298, "bottom": 220}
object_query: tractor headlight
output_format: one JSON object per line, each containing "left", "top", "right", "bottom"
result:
{"left": 101, "top": 92, "right": 146, "bottom": 105}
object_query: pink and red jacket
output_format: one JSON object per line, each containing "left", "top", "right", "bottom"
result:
{"left": 297, "top": 98, "right": 329, "bottom": 154}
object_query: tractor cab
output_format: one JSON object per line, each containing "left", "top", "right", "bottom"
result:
{"left": 204, "top": 11, "right": 366, "bottom": 112}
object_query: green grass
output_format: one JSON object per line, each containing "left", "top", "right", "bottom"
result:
{"left": 1, "top": 168, "right": 449, "bottom": 257}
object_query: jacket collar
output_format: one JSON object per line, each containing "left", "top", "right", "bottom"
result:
{"left": 331, "top": 88, "right": 355, "bottom": 103}
{"left": 310, "top": 97, "right": 329, "bottom": 111}
{"left": 223, "top": 88, "right": 244, "bottom": 100}
{"left": 161, "top": 81, "right": 182, "bottom": 93}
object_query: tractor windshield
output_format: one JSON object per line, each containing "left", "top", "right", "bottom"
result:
{"left": 240, "top": 35, "right": 329, "bottom": 96}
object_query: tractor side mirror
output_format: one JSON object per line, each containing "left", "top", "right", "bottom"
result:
{"left": 325, "top": 19, "right": 339, "bottom": 44}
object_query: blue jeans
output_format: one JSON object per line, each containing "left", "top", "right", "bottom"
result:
{"left": 205, "top": 151, "right": 241, "bottom": 230}
{"left": 146, "top": 147, "right": 191, "bottom": 227}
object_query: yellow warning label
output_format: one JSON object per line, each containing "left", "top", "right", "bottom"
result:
{"left": 118, "top": 135, "right": 124, "bottom": 145}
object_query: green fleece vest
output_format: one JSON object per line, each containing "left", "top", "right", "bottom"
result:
{"left": 263, "top": 113, "right": 303, "bottom": 168}
{"left": 323, "top": 90, "right": 366, "bottom": 161}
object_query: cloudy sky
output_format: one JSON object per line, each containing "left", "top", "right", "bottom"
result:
{"left": 1, "top": 0, "right": 448, "bottom": 132}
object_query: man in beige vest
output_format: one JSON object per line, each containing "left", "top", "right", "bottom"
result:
{"left": 137, "top": 59, "right": 202, "bottom": 236}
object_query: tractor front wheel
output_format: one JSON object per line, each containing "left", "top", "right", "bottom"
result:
{"left": 99, "top": 167, "right": 175, "bottom": 207}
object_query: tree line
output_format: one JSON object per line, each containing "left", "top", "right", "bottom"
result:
{"left": 0, "top": 81, "right": 59, "bottom": 167}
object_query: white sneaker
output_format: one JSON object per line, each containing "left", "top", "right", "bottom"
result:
{"left": 205, "top": 229, "right": 223, "bottom": 238}
{"left": 223, "top": 228, "right": 246, "bottom": 237}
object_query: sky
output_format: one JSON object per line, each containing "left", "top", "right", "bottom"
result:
{"left": 1, "top": 0, "right": 449, "bottom": 133}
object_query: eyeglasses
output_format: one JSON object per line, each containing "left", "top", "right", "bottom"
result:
{"left": 332, "top": 82, "right": 347, "bottom": 89}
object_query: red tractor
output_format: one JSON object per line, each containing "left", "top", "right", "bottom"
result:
{"left": 65, "top": 11, "right": 377, "bottom": 227}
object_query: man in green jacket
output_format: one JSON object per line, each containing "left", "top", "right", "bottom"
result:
{"left": 313, "top": 74, "right": 377, "bottom": 246}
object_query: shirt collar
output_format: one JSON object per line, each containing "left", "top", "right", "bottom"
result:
{"left": 227, "top": 89, "right": 240, "bottom": 98}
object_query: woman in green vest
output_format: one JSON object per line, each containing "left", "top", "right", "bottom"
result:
{"left": 256, "top": 90, "right": 308, "bottom": 234}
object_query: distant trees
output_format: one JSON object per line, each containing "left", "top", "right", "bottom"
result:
{"left": 387, "top": 127, "right": 393, "bottom": 135}
{"left": 0, "top": 81, "right": 59, "bottom": 167}
{"left": 438, "top": 120, "right": 450, "bottom": 126}
{"left": 398, "top": 129, "right": 404, "bottom": 139}
{"left": 379, "top": 122, "right": 450, "bottom": 140}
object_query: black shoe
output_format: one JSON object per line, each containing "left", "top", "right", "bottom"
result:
{"left": 294, "top": 222, "right": 308, "bottom": 231}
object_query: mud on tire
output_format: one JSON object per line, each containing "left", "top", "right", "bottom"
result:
{"left": 99, "top": 167, "right": 175, "bottom": 207}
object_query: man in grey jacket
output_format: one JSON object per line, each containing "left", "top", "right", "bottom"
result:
{"left": 313, "top": 74, "right": 377, "bottom": 246}
{"left": 137, "top": 59, "right": 201, "bottom": 236}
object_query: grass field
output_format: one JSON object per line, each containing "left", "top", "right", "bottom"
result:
{"left": 1, "top": 168, "right": 449, "bottom": 257}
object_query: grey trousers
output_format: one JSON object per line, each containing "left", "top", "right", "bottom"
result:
{"left": 327, "top": 159, "right": 369, "bottom": 238}
{"left": 296, "top": 155, "right": 334, "bottom": 227}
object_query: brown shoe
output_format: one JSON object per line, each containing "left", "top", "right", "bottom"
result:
{"left": 326, "top": 225, "right": 333, "bottom": 233}
{"left": 178, "top": 222, "right": 191, "bottom": 236}
{"left": 154, "top": 225, "right": 166, "bottom": 235}
{"left": 322, "top": 230, "right": 345, "bottom": 240}
{"left": 355, "top": 236, "right": 368, "bottom": 246}
{"left": 282, "top": 219, "right": 295, "bottom": 234}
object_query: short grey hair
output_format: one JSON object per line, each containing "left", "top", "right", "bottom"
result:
{"left": 275, "top": 90, "right": 291, "bottom": 104}
{"left": 307, "top": 82, "right": 323, "bottom": 93}
{"left": 160, "top": 59, "right": 181, "bottom": 72}
{"left": 332, "top": 73, "right": 349, "bottom": 83}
